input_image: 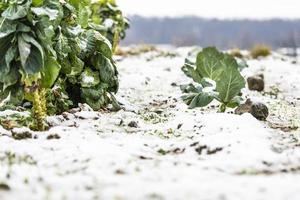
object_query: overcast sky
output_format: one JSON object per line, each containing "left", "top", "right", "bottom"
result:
{"left": 118, "top": 0, "right": 300, "bottom": 19}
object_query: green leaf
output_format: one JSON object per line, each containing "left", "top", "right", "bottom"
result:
{"left": 0, "top": 19, "right": 17, "bottom": 38}
{"left": 81, "top": 30, "right": 112, "bottom": 58}
{"left": 31, "top": 7, "right": 59, "bottom": 21}
{"left": 0, "top": 84, "right": 24, "bottom": 106}
{"left": 55, "top": 31, "right": 71, "bottom": 60}
{"left": 41, "top": 56, "right": 61, "bottom": 88}
{"left": 16, "top": 23, "right": 31, "bottom": 33}
{"left": 0, "top": 46, "right": 18, "bottom": 89}
{"left": 2, "top": 65, "right": 20, "bottom": 90}
{"left": 32, "top": 0, "right": 44, "bottom": 7}
{"left": 69, "top": 0, "right": 91, "bottom": 9}
{"left": 77, "top": 5, "right": 90, "bottom": 28}
{"left": 180, "top": 83, "right": 202, "bottom": 94}
{"left": 1, "top": 1, "right": 30, "bottom": 20}
{"left": 196, "top": 47, "right": 224, "bottom": 81}
{"left": 69, "top": 54, "right": 84, "bottom": 76}
{"left": 18, "top": 34, "right": 44, "bottom": 74}
{"left": 0, "top": 34, "right": 15, "bottom": 77}
{"left": 216, "top": 65, "right": 245, "bottom": 104}
{"left": 183, "top": 93, "right": 214, "bottom": 109}
{"left": 181, "top": 83, "right": 214, "bottom": 109}
{"left": 91, "top": 53, "right": 117, "bottom": 84}
{"left": 182, "top": 58, "right": 202, "bottom": 83}
{"left": 81, "top": 83, "right": 111, "bottom": 110}
{"left": 67, "top": 25, "right": 83, "bottom": 37}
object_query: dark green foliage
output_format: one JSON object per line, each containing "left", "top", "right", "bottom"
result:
{"left": 90, "top": 0, "right": 130, "bottom": 45}
{"left": 0, "top": 0, "right": 128, "bottom": 119}
{"left": 181, "top": 47, "right": 246, "bottom": 112}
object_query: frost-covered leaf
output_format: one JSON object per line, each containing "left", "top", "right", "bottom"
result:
{"left": 1, "top": 1, "right": 30, "bottom": 20}
{"left": 81, "top": 83, "right": 110, "bottom": 110}
{"left": 77, "top": 5, "right": 90, "bottom": 28}
{"left": 182, "top": 58, "right": 202, "bottom": 83}
{"left": 81, "top": 30, "right": 112, "bottom": 58}
{"left": 181, "top": 83, "right": 214, "bottom": 109}
{"left": 0, "top": 19, "right": 17, "bottom": 38}
{"left": 55, "top": 31, "right": 71, "bottom": 60}
{"left": 91, "top": 53, "right": 117, "bottom": 85}
{"left": 31, "top": 7, "right": 59, "bottom": 20}
{"left": 80, "top": 68, "right": 100, "bottom": 88}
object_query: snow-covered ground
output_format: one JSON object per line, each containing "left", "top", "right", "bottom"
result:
{"left": 0, "top": 46, "right": 300, "bottom": 200}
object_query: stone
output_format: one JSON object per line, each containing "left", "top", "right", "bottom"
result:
{"left": 128, "top": 121, "right": 139, "bottom": 128}
{"left": 235, "top": 99, "right": 269, "bottom": 121}
{"left": 11, "top": 128, "right": 33, "bottom": 140}
{"left": 247, "top": 74, "right": 265, "bottom": 92}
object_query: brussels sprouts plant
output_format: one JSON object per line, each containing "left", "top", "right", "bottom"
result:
{"left": 90, "top": 0, "right": 130, "bottom": 52}
{"left": 0, "top": 0, "right": 127, "bottom": 130}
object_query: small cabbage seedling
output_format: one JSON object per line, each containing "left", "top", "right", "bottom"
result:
{"left": 181, "top": 47, "right": 246, "bottom": 112}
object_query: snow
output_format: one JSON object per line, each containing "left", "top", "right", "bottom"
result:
{"left": 0, "top": 110, "right": 30, "bottom": 118}
{"left": 82, "top": 75, "right": 95, "bottom": 85}
{"left": 0, "top": 46, "right": 300, "bottom": 200}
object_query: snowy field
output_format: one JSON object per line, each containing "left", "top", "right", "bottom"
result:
{"left": 0, "top": 46, "right": 300, "bottom": 200}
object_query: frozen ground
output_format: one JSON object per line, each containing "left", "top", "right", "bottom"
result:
{"left": 0, "top": 46, "right": 300, "bottom": 200}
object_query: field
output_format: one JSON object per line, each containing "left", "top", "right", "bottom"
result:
{"left": 0, "top": 46, "right": 300, "bottom": 200}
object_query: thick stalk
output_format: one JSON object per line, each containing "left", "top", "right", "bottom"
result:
{"left": 219, "top": 103, "right": 227, "bottom": 113}
{"left": 112, "top": 29, "right": 120, "bottom": 54}
{"left": 40, "top": 88, "right": 47, "bottom": 115}
{"left": 32, "top": 89, "right": 47, "bottom": 131}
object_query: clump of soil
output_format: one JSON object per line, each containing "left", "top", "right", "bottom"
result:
{"left": 47, "top": 134, "right": 61, "bottom": 140}
{"left": 0, "top": 183, "right": 10, "bottom": 191}
{"left": 247, "top": 74, "right": 265, "bottom": 92}
{"left": 128, "top": 121, "right": 139, "bottom": 128}
{"left": 11, "top": 128, "right": 33, "bottom": 140}
{"left": 195, "top": 145, "right": 223, "bottom": 155}
{"left": 235, "top": 99, "right": 269, "bottom": 121}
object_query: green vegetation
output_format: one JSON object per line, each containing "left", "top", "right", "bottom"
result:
{"left": 91, "top": 0, "right": 129, "bottom": 53}
{"left": 250, "top": 44, "right": 271, "bottom": 59}
{"left": 0, "top": 113, "right": 32, "bottom": 130}
{"left": 0, "top": 0, "right": 128, "bottom": 130}
{"left": 181, "top": 47, "right": 246, "bottom": 112}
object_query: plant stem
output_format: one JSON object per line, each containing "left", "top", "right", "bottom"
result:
{"left": 32, "top": 89, "right": 47, "bottom": 131}
{"left": 112, "top": 29, "right": 120, "bottom": 54}
{"left": 40, "top": 88, "right": 47, "bottom": 115}
{"left": 219, "top": 103, "right": 227, "bottom": 113}
{"left": 0, "top": 18, "right": 6, "bottom": 30}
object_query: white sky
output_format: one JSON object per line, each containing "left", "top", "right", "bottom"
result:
{"left": 118, "top": 0, "right": 300, "bottom": 19}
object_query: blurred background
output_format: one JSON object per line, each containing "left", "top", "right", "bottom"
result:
{"left": 117, "top": 0, "right": 300, "bottom": 51}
